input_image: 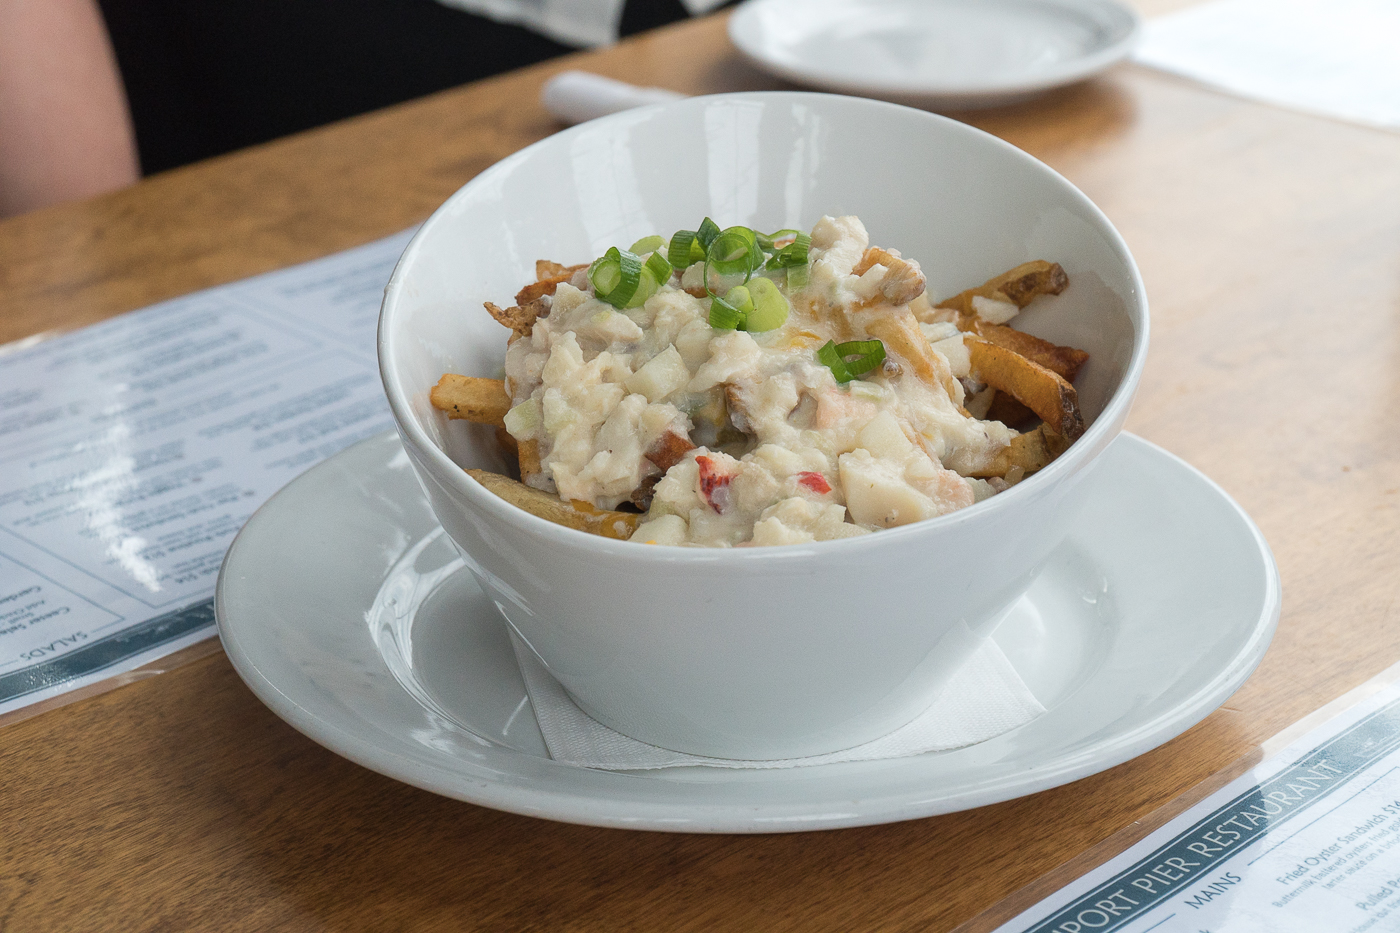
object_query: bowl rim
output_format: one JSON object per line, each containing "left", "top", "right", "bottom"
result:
{"left": 378, "top": 90, "right": 1149, "bottom": 564}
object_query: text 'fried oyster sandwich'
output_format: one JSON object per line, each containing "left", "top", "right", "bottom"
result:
{"left": 431, "top": 216, "right": 1089, "bottom": 547}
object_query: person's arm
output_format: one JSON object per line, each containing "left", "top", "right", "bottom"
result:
{"left": 0, "top": 0, "right": 139, "bottom": 218}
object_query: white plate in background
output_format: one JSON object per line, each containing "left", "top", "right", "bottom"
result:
{"left": 216, "top": 431, "right": 1279, "bottom": 833}
{"left": 728, "top": 0, "right": 1142, "bottom": 109}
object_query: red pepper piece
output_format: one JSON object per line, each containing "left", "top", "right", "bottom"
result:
{"left": 696, "top": 455, "right": 734, "bottom": 513}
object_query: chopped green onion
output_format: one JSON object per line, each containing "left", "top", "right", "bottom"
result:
{"left": 817, "top": 341, "right": 848, "bottom": 381}
{"left": 667, "top": 231, "right": 705, "bottom": 269}
{"left": 621, "top": 253, "right": 674, "bottom": 308}
{"left": 839, "top": 339, "right": 886, "bottom": 377}
{"left": 696, "top": 217, "right": 722, "bottom": 251}
{"left": 706, "top": 278, "right": 789, "bottom": 332}
{"left": 708, "top": 293, "right": 744, "bottom": 329}
{"left": 724, "top": 285, "right": 754, "bottom": 317}
{"left": 762, "top": 231, "right": 811, "bottom": 290}
{"left": 818, "top": 339, "right": 886, "bottom": 383}
{"left": 644, "top": 251, "right": 673, "bottom": 287}
{"left": 757, "top": 228, "right": 800, "bottom": 251}
{"left": 707, "top": 226, "right": 764, "bottom": 277}
{"left": 742, "top": 277, "right": 789, "bottom": 332}
{"left": 765, "top": 231, "right": 812, "bottom": 270}
{"left": 629, "top": 235, "right": 666, "bottom": 255}
{"left": 701, "top": 226, "right": 764, "bottom": 325}
{"left": 588, "top": 247, "right": 644, "bottom": 308}
{"left": 590, "top": 246, "right": 671, "bottom": 309}
{"left": 657, "top": 219, "right": 806, "bottom": 331}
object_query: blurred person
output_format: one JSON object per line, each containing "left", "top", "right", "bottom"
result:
{"left": 0, "top": 0, "right": 139, "bottom": 217}
{"left": 99, "top": 0, "right": 726, "bottom": 175}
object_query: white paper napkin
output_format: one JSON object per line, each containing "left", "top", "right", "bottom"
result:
{"left": 435, "top": 0, "right": 729, "bottom": 49}
{"left": 1134, "top": 0, "right": 1400, "bottom": 131}
{"left": 541, "top": 71, "right": 686, "bottom": 125}
{"left": 509, "top": 630, "right": 1045, "bottom": 770}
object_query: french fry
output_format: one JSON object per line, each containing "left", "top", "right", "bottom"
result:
{"left": 863, "top": 309, "right": 964, "bottom": 406}
{"left": 984, "top": 392, "right": 1036, "bottom": 428}
{"left": 494, "top": 426, "right": 518, "bottom": 460}
{"left": 467, "top": 469, "right": 639, "bottom": 540}
{"left": 429, "top": 374, "right": 511, "bottom": 425}
{"left": 517, "top": 438, "right": 542, "bottom": 485}
{"left": 936, "top": 260, "right": 1068, "bottom": 319}
{"left": 965, "top": 319, "right": 1088, "bottom": 383}
{"left": 965, "top": 336, "right": 1084, "bottom": 440}
{"left": 940, "top": 261, "right": 1085, "bottom": 439}
{"left": 515, "top": 262, "right": 588, "bottom": 306}
{"left": 966, "top": 424, "right": 1069, "bottom": 479}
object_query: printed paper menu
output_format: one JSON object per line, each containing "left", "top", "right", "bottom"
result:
{"left": 0, "top": 230, "right": 415, "bottom": 718}
{"left": 992, "top": 679, "right": 1400, "bottom": 933}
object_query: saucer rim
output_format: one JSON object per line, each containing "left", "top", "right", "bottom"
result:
{"left": 216, "top": 430, "right": 1280, "bottom": 833}
{"left": 727, "top": 0, "right": 1144, "bottom": 109}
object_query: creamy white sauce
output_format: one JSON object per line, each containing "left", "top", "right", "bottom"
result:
{"left": 502, "top": 216, "right": 1017, "bottom": 547}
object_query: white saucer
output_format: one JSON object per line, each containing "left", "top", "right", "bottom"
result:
{"left": 727, "top": 0, "right": 1142, "bottom": 110}
{"left": 216, "top": 431, "right": 1279, "bottom": 833}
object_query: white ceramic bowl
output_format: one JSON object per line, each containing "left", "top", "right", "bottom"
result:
{"left": 379, "top": 92, "right": 1147, "bottom": 760}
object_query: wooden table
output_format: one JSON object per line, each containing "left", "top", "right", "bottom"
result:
{"left": 4, "top": 6, "right": 1399, "bottom": 930}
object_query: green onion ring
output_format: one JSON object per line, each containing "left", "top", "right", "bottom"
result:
{"left": 667, "top": 230, "right": 705, "bottom": 269}
{"left": 757, "top": 228, "right": 801, "bottom": 251}
{"left": 741, "top": 277, "right": 789, "bottom": 332}
{"left": 629, "top": 235, "right": 666, "bottom": 255}
{"left": 643, "top": 251, "right": 673, "bottom": 288}
{"left": 708, "top": 292, "right": 744, "bottom": 329}
{"left": 765, "top": 231, "right": 812, "bottom": 270}
{"left": 696, "top": 217, "right": 722, "bottom": 251}
{"left": 654, "top": 220, "right": 801, "bottom": 331}
{"left": 818, "top": 339, "right": 886, "bottom": 383}
{"left": 707, "top": 227, "right": 763, "bottom": 277}
{"left": 588, "top": 247, "right": 645, "bottom": 308}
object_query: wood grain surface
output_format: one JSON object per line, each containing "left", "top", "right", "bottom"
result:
{"left": 4, "top": 6, "right": 1400, "bottom": 932}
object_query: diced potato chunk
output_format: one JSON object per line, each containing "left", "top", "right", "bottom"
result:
{"left": 839, "top": 450, "right": 938, "bottom": 528}
{"left": 630, "top": 513, "right": 689, "bottom": 546}
{"left": 625, "top": 346, "right": 690, "bottom": 402}
{"left": 855, "top": 411, "right": 914, "bottom": 460}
